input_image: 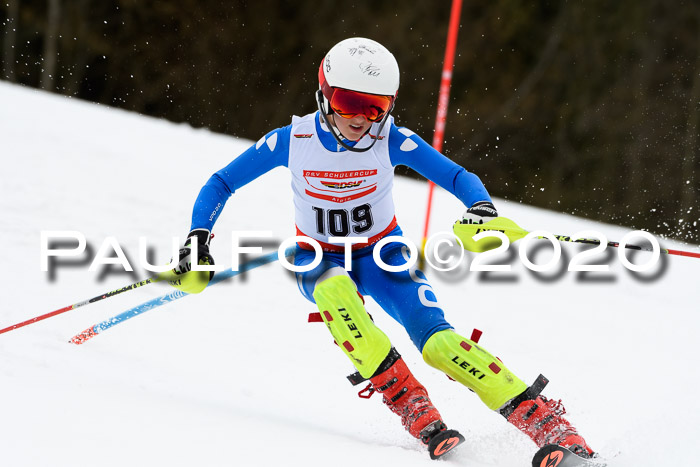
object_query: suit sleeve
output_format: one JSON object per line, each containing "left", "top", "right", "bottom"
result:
{"left": 190, "top": 125, "right": 291, "bottom": 231}
{"left": 388, "top": 124, "right": 492, "bottom": 208}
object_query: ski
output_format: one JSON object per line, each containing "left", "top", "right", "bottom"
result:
{"left": 426, "top": 428, "right": 465, "bottom": 460}
{"left": 69, "top": 247, "right": 294, "bottom": 344}
{"left": 532, "top": 445, "right": 606, "bottom": 467}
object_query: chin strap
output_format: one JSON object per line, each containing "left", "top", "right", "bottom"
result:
{"left": 315, "top": 90, "right": 392, "bottom": 153}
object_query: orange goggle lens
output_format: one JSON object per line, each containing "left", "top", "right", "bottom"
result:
{"left": 329, "top": 88, "right": 393, "bottom": 122}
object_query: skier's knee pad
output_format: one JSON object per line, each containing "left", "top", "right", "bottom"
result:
{"left": 422, "top": 330, "right": 527, "bottom": 410}
{"left": 313, "top": 274, "right": 391, "bottom": 379}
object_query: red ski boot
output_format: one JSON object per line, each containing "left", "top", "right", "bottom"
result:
{"left": 360, "top": 349, "right": 464, "bottom": 458}
{"left": 370, "top": 353, "right": 442, "bottom": 440}
{"left": 500, "top": 375, "right": 595, "bottom": 459}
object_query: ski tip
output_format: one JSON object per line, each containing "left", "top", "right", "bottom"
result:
{"left": 532, "top": 444, "right": 606, "bottom": 467}
{"left": 532, "top": 445, "right": 566, "bottom": 467}
{"left": 427, "top": 429, "right": 465, "bottom": 460}
{"left": 69, "top": 326, "right": 98, "bottom": 345}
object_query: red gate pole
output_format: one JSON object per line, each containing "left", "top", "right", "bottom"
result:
{"left": 420, "top": 0, "right": 463, "bottom": 261}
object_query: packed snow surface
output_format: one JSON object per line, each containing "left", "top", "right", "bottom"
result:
{"left": 1, "top": 81, "right": 697, "bottom": 466}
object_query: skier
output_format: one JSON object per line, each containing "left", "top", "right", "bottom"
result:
{"left": 175, "top": 37, "right": 596, "bottom": 461}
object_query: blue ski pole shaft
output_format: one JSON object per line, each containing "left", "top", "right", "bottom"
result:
{"left": 70, "top": 247, "right": 293, "bottom": 344}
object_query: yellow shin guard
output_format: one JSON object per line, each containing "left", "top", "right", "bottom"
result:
{"left": 422, "top": 330, "right": 527, "bottom": 410}
{"left": 313, "top": 275, "right": 391, "bottom": 379}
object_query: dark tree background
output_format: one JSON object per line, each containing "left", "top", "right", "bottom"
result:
{"left": 2, "top": 0, "right": 698, "bottom": 242}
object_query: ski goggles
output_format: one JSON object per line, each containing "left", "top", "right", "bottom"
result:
{"left": 327, "top": 88, "right": 394, "bottom": 122}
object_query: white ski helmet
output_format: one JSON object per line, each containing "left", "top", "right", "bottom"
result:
{"left": 319, "top": 37, "right": 400, "bottom": 98}
{"left": 316, "top": 37, "right": 400, "bottom": 152}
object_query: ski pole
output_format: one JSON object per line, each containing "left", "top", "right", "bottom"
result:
{"left": 0, "top": 276, "right": 163, "bottom": 336}
{"left": 70, "top": 247, "right": 294, "bottom": 344}
{"left": 453, "top": 216, "right": 700, "bottom": 258}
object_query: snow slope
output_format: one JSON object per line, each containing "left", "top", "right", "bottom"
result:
{"left": 1, "top": 81, "right": 698, "bottom": 466}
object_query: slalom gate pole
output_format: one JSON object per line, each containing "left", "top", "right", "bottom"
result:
{"left": 453, "top": 216, "right": 700, "bottom": 258}
{"left": 0, "top": 276, "right": 163, "bottom": 336}
{"left": 420, "top": 0, "right": 463, "bottom": 263}
{"left": 69, "top": 247, "right": 294, "bottom": 344}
